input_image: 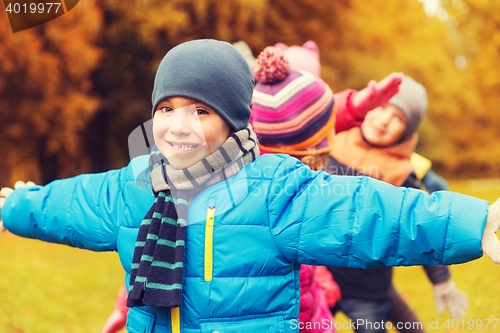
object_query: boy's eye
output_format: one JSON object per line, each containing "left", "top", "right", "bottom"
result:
{"left": 194, "top": 108, "right": 209, "bottom": 115}
{"left": 158, "top": 106, "right": 173, "bottom": 113}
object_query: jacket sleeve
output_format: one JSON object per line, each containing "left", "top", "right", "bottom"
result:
{"left": 422, "top": 169, "right": 450, "bottom": 192}
{"left": 334, "top": 89, "right": 366, "bottom": 133}
{"left": 1, "top": 155, "right": 153, "bottom": 252}
{"left": 267, "top": 156, "right": 488, "bottom": 268}
{"left": 423, "top": 265, "right": 451, "bottom": 284}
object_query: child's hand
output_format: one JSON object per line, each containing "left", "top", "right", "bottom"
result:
{"left": 0, "top": 181, "right": 36, "bottom": 232}
{"left": 0, "top": 187, "right": 13, "bottom": 232}
{"left": 351, "top": 72, "right": 404, "bottom": 116}
{"left": 482, "top": 198, "right": 500, "bottom": 264}
{"left": 433, "top": 279, "right": 468, "bottom": 318}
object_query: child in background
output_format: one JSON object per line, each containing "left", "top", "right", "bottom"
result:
{"left": 251, "top": 45, "right": 341, "bottom": 333}
{"left": 274, "top": 40, "right": 461, "bottom": 332}
{"left": 328, "top": 76, "right": 468, "bottom": 333}
{"left": 1, "top": 39, "right": 500, "bottom": 333}
{"left": 272, "top": 40, "right": 403, "bottom": 139}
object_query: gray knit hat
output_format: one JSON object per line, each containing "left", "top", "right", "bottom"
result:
{"left": 387, "top": 75, "right": 428, "bottom": 141}
{"left": 151, "top": 39, "right": 255, "bottom": 131}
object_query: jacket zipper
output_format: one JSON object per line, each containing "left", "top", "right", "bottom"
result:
{"left": 204, "top": 206, "right": 216, "bottom": 282}
{"left": 171, "top": 307, "right": 180, "bottom": 333}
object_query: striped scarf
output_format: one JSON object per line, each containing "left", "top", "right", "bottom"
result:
{"left": 127, "top": 125, "right": 259, "bottom": 309}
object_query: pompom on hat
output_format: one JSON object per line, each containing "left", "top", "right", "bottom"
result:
{"left": 252, "top": 46, "right": 291, "bottom": 83}
{"left": 251, "top": 46, "right": 335, "bottom": 156}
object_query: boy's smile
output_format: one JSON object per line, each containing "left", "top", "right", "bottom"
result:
{"left": 153, "top": 96, "right": 232, "bottom": 169}
{"left": 167, "top": 141, "right": 200, "bottom": 153}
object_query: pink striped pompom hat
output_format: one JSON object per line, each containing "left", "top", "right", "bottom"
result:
{"left": 251, "top": 46, "right": 335, "bottom": 156}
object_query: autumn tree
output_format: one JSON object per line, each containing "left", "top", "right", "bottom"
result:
{"left": 2, "top": 0, "right": 499, "bottom": 185}
{"left": 315, "top": 0, "right": 500, "bottom": 177}
{"left": 0, "top": 1, "right": 102, "bottom": 186}
{"left": 437, "top": 0, "right": 500, "bottom": 176}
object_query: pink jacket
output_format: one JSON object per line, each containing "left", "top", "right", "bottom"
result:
{"left": 299, "top": 265, "right": 340, "bottom": 333}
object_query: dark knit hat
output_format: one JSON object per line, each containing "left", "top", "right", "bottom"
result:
{"left": 388, "top": 75, "right": 428, "bottom": 141}
{"left": 151, "top": 39, "right": 255, "bottom": 131}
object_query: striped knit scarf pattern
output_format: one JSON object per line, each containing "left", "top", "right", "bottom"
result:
{"left": 127, "top": 125, "right": 259, "bottom": 309}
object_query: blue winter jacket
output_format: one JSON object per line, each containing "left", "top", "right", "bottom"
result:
{"left": 2, "top": 154, "right": 488, "bottom": 333}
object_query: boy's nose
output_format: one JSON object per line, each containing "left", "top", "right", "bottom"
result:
{"left": 378, "top": 111, "right": 393, "bottom": 125}
{"left": 168, "top": 107, "right": 198, "bottom": 136}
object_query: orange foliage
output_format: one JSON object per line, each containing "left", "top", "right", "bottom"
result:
{"left": 1, "top": 0, "right": 499, "bottom": 187}
{"left": 0, "top": 1, "right": 102, "bottom": 185}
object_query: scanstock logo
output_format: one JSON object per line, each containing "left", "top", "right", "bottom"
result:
{"left": 4, "top": 0, "right": 78, "bottom": 33}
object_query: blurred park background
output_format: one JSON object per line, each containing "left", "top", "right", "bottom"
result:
{"left": 1, "top": 0, "right": 500, "bottom": 332}
{"left": 1, "top": 0, "right": 500, "bottom": 187}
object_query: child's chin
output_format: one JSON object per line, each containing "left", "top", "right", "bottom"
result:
{"left": 168, "top": 157, "right": 199, "bottom": 170}
{"left": 364, "top": 135, "right": 382, "bottom": 146}
{"left": 168, "top": 150, "right": 210, "bottom": 170}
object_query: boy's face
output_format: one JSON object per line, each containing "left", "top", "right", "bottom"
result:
{"left": 153, "top": 96, "right": 232, "bottom": 169}
{"left": 361, "top": 104, "right": 407, "bottom": 147}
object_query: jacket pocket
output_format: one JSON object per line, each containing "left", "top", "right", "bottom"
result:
{"left": 199, "top": 314, "right": 284, "bottom": 333}
{"left": 126, "top": 307, "right": 155, "bottom": 333}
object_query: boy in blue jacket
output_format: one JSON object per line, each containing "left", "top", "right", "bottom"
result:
{"left": 1, "top": 39, "right": 500, "bottom": 333}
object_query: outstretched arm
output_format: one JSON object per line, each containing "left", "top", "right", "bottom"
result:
{"left": 0, "top": 155, "right": 153, "bottom": 252}
{"left": 335, "top": 72, "right": 404, "bottom": 133}
{"left": 267, "top": 156, "right": 489, "bottom": 268}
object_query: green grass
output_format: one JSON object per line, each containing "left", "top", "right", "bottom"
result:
{"left": 0, "top": 179, "right": 499, "bottom": 332}
{"left": 0, "top": 236, "right": 126, "bottom": 333}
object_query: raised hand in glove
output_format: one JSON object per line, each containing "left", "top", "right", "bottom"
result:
{"left": 433, "top": 280, "right": 468, "bottom": 318}
{"left": 483, "top": 198, "right": 500, "bottom": 264}
{"left": 0, "top": 180, "right": 36, "bottom": 232}
{"left": 351, "top": 72, "right": 404, "bottom": 117}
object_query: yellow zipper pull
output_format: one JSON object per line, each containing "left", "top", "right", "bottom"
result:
{"left": 204, "top": 206, "right": 216, "bottom": 282}
{"left": 171, "top": 307, "right": 180, "bottom": 333}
